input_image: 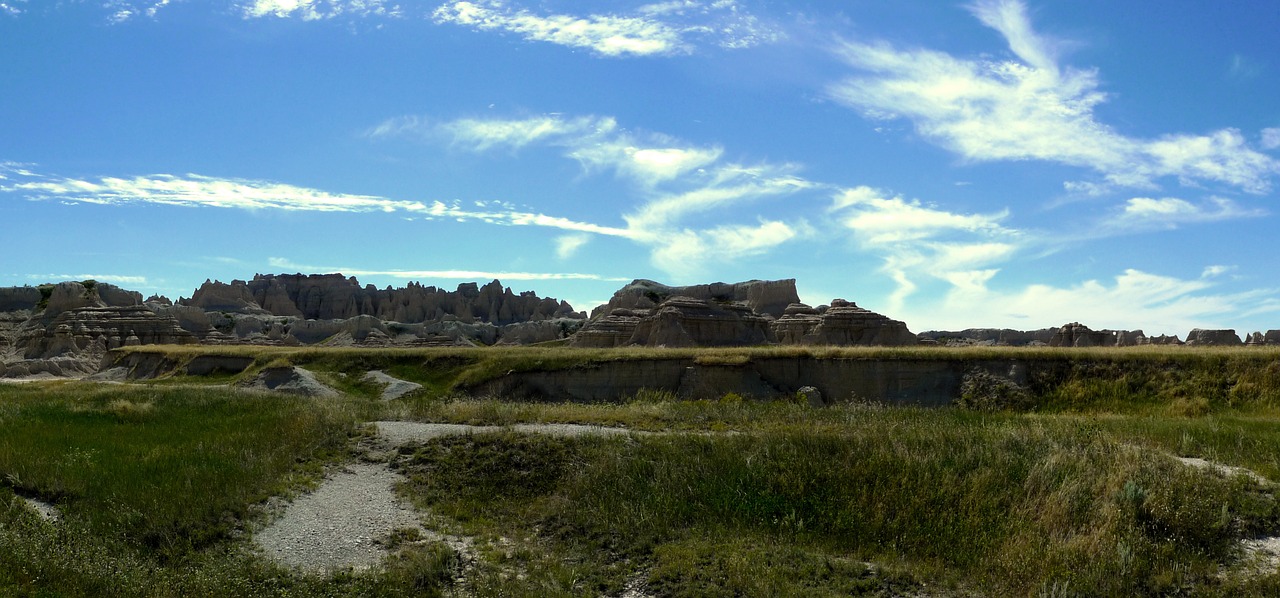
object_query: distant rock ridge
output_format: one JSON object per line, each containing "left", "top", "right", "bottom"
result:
{"left": 919, "top": 323, "right": 1270, "bottom": 347}
{"left": 182, "top": 273, "right": 583, "bottom": 324}
{"left": 572, "top": 279, "right": 916, "bottom": 348}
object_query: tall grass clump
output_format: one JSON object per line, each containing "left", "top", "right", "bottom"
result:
{"left": 394, "top": 407, "right": 1280, "bottom": 596}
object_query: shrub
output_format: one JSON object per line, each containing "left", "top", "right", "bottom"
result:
{"left": 955, "top": 368, "right": 1032, "bottom": 411}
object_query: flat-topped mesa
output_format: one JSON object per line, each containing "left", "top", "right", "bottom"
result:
{"left": 771, "top": 299, "right": 917, "bottom": 346}
{"left": 573, "top": 279, "right": 798, "bottom": 348}
{"left": 1046, "top": 323, "right": 1159, "bottom": 348}
{"left": 180, "top": 273, "right": 584, "bottom": 325}
{"left": 1185, "top": 328, "right": 1243, "bottom": 347}
{"left": 572, "top": 280, "right": 916, "bottom": 348}
{"left": 588, "top": 279, "right": 800, "bottom": 320}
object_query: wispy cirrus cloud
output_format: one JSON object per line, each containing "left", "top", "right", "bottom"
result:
{"left": 0, "top": 164, "right": 628, "bottom": 237}
{"left": 1263, "top": 128, "right": 1280, "bottom": 151}
{"left": 1112, "top": 196, "right": 1265, "bottom": 230}
{"left": 267, "top": 257, "right": 628, "bottom": 282}
{"left": 828, "top": 185, "right": 1022, "bottom": 311}
{"left": 375, "top": 113, "right": 814, "bottom": 277}
{"left": 1, "top": 0, "right": 25, "bottom": 16}
{"left": 901, "top": 267, "right": 1280, "bottom": 334}
{"left": 432, "top": 0, "right": 779, "bottom": 57}
{"left": 240, "top": 0, "right": 399, "bottom": 20}
{"left": 827, "top": 0, "right": 1280, "bottom": 195}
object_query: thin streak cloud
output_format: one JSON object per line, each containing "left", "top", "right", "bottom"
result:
{"left": 0, "top": 165, "right": 629, "bottom": 238}
{"left": 267, "top": 257, "right": 629, "bottom": 282}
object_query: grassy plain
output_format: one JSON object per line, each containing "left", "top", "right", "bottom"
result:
{"left": 3, "top": 345, "right": 1280, "bottom": 596}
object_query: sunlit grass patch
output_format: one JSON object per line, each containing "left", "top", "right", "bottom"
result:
{"left": 0, "top": 383, "right": 358, "bottom": 557}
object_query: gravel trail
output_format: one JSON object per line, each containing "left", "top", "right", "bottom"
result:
{"left": 374, "top": 420, "right": 644, "bottom": 445}
{"left": 254, "top": 463, "right": 422, "bottom": 572}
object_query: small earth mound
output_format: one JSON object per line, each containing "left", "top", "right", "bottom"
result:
{"left": 242, "top": 366, "right": 339, "bottom": 397}
{"left": 362, "top": 370, "right": 423, "bottom": 401}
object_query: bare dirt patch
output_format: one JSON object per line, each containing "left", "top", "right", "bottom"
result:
{"left": 362, "top": 370, "right": 423, "bottom": 401}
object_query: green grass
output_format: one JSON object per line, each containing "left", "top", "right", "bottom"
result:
{"left": 0, "top": 382, "right": 430, "bottom": 596}
{"left": 10, "top": 345, "right": 1280, "bottom": 595}
{"left": 388, "top": 403, "right": 1280, "bottom": 597}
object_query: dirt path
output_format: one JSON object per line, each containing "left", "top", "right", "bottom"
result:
{"left": 254, "top": 420, "right": 643, "bottom": 574}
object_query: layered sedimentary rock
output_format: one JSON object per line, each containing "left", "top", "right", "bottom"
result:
{"left": 572, "top": 280, "right": 914, "bottom": 348}
{"left": 572, "top": 279, "right": 797, "bottom": 348}
{"left": 0, "top": 281, "right": 196, "bottom": 377}
{"left": 19, "top": 306, "right": 198, "bottom": 358}
{"left": 771, "top": 300, "right": 917, "bottom": 346}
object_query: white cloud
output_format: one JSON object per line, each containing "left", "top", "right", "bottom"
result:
{"left": 267, "top": 257, "right": 629, "bottom": 282}
{"left": 902, "top": 267, "right": 1278, "bottom": 334}
{"left": 0, "top": 2, "right": 24, "bottom": 17}
{"left": 827, "top": 0, "right": 1280, "bottom": 194}
{"left": 432, "top": 0, "right": 779, "bottom": 57}
{"left": 649, "top": 220, "right": 802, "bottom": 277}
{"left": 829, "top": 185, "right": 1023, "bottom": 312}
{"left": 625, "top": 167, "right": 813, "bottom": 233}
{"left": 554, "top": 233, "right": 590, "bottom": 259}
{"left": 573, "top": 144, "right": 723, "bottom": 184}
{"left": 367, "top": 113, "right": 814, "bottom": 276}
{"left": 433, "top": 1, "right": 688, "bottom": 57}
{"left": 1201, "top": 265, "right": 1235, "bottom": 279}
{"left": 833, "top": 186, "right": 1009, "bottom": 244}
{"left": 1114, "top": 196, "right": 1264, "bottom": 229}
{"left": 241, "top": 0, "right": 396, "bottom": 20}
{"left": 968, "top": 0, "right": 1060, "bottom": 72}
{"left": 1144, "top": 129, "right": 1277, "bottom": 193}
{"left": 0, "top": 166, "right": 631, "bottom": 238}
{"left": 1260, "top": 127, "right": 1280, "bottom": 151}
{"left": 446, "top": 115, "right": 614, "bottom": 151}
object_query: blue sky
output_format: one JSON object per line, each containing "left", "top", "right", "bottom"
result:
{"left": 2, "top": 0, "right": 1278, "bottom": 335}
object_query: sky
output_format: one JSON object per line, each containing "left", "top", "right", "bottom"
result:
{"left": 1, "top": 0, "right": 1278, "bottom": 336}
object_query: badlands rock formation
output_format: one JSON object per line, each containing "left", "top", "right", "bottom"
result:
{"left": 0, "top": 280, "right": 196, "bottom": 377}
{"left": 771, "top": 299, "right": 917, "bottom": 346}
{"left": 571, "top": 279, "right": 916, "bottom": 348}
{"left": 0, "top": 275, "right": 585, "bottom": 377}
{"left": 170, "top": 274, "right": 585, "bottom": 347}
{"left": 185, "top": 274, "right": 580, "bottom": 324}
